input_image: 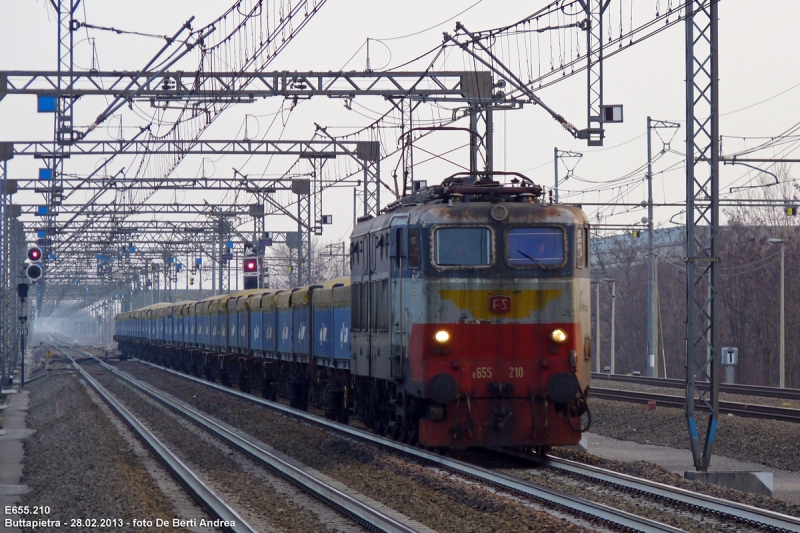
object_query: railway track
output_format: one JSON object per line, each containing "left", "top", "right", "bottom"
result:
{"left": 591, "top": 388, "right": 800, "bottom": 423}
{"left": 592, "top": 373, "right": 800, "bottom": 402}
{"left": 503, "top": 450, "right": 800, "bottom": 532}
{"left": 58, "top": 346, "right": 427, "bottom": 533}
{"left": 62, "top": 348, "right": 257, "bottom": 533}
{"left": 65, "top": 346, "right": 800, "bottom": 533}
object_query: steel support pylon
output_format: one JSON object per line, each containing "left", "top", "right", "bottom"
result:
{"left": 356, "top": 141, "right": 381, "bottom": 218}
{"left": 5, "top": 218, "right": 24, "bottom": 382}
{"left": 41, "top": 0, "right": 79, "bottom": 311}
{"left": 684, "top": 0, "right": 720, "bottom": 472}
{"left": 249, "top": 203, "right": 266, "bottom": 289}
{"left": 311, "top": 159, "right": 324, "bottom": 236}
{"left": 1, "top": 159, "right": 11, "bottom": 383}
{"left": 582, "top": 0, "right": 610, "bottom": 146}
{"left": 217, "top": 218, "right": 231, "bottom": 294}
{"left": 296, "top": 180, "right": 312, "bottom": 286}
{"left": 400, "top": 99, "right": 415, "bottom": 196}
{"left": 468, "top": 106, "right": 494, "bottom": 176}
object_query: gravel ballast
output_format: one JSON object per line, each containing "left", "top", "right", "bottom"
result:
{"left": 115, "top": 361, "right": 601, "bottom": 533}
{"left": 594, "top": 378, "right": 800, "bottom": 409}
{"left": 25, "top": 352, "right": 800, "bottom": 533}
{"left": 17, "top": 371, "right": 209, "bottom": 533}
{"left": 588, "top": 398, "right": 800, "bottom": 473}
{"left": 87, "top": 363, "right": 373, "bottom": 533}
{"left": 550, "top": 447, "right": 800, "bottom": 518}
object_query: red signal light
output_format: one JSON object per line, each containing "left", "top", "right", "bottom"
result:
{"left": 27, "top": 246, "right": 42, "bottom": 262}
{"left": 244, "top": 259, "right": 258, "bottom": 273}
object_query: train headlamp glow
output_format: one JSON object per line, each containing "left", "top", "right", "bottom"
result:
{"left": 434, "top": 330, "right": 450, "bottom": 344}
{"left": 550, "top": 328, "right": 567, "bottom": 344}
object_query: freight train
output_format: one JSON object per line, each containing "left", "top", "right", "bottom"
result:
{"left": 115, "top": 173, "right": 592, "bottom": 450}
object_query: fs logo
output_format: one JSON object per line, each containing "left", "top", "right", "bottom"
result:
{"left": 489, "top": 295, "right": 511, "bottom": 313}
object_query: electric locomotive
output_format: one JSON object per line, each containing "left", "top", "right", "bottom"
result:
{"left": 114, "top": 172, "right": 591, "bottom": 450}
{"left": 349, "top": 173, "right": 591, "bottom": 448}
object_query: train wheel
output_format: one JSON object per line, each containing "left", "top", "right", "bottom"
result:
{"left": 534, "top": 446, "right": 550, "bottom": 457}
{"left": 261, "top": 380, "right": 272, "bottom": 400}
{"left": 239, "top": 375, "right": 250, "bottom": 394}
{"left": 300, "top": 383, "right": 310, "bottom": 411}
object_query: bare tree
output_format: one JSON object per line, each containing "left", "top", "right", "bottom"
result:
{"left": 265, "top": 239, "right": 350, "bottom": 289}
{"left": 718, "top": 166, "right": 799, "bottom": 385}
{"left": 590, "top": 169, "right": 799, "bottom": 387}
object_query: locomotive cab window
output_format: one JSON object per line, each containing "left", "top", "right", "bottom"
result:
{"left": 434, "top": 227, "right": 492, "bottom": 266}
{"left": 506, "top": 227, "right": 566, "bottom": 268}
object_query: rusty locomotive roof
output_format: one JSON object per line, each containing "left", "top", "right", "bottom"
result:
{"left": 353, "top": 173, "right": 587, "bottom": 238}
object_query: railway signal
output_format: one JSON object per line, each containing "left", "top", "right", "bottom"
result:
{"left": 27, "top": 245, "right": 42, "bottom": 262}
{"left": 26, "top": 264, "right": 42, "bottom": 281}
{"left": 26, "top": 246, "right": 44, "bottom": 281}
{"left": 243, "top": 257, "right": 259, "bottom": 290}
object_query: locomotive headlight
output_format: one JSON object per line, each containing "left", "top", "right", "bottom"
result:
{"left": 434, "top": 330, "right": 450, "bottom": 344}
{"left": 550, "top": 328, "right": 567, "bottom": 344}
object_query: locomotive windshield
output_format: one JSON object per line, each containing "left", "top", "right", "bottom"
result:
{"left": 507, "top": 227, "right": 565, "bottom": 267}
{"left": 434, "top": 227, "right": 492, "bottom": 266}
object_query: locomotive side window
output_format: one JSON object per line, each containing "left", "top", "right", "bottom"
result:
{"left": 434, "top": 227, "right": 492, "bottom": 266}
{"left": 370, "top": 279, "right": 390, "bottom": 330}
{"left": 507, "top": 227, "right": 565, "bottom": 267}
{"left": 408, "top": 228, "right": 421, "bottom": 269}
{"left": 575, "top": 226, "right": 585, "bottom": 268}
{"left": 371, "top": 234, "right": 378, "bottom": 273}
{"left": 393, "top": 228, "right": 404, "bottom": 264}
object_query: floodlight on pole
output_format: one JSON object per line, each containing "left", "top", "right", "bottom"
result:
{"left": 603, "top": 278, "right": 617, "bottom": 375}
{"left": 768, "top": 238, "right": 785, "bottom": 388}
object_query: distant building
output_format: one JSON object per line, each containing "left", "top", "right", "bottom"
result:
{"left": 590, "top": 226, "right": 685, "bottom": 270}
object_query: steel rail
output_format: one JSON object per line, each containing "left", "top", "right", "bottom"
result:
{"left": 499, "top": 450, "right": 800, "bottom": 533}
{"left": 592, "top": 373, "right": 800, "bottom": 402}
{"left": 592, "top": 388, "right": 800, "bottom": 423}
{"left": 117, "top": 352, "right": 800, "bottom": 532}
{"left": 74, "top": 352, "right": 425, "bottom": 533}
{"left": 110, "top": 354, "right": 687, "bottom": 533}
{"left": 58, "top": 349, "right": 256, "bottom": 533}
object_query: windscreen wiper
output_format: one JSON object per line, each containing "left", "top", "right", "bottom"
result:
{"left": 516, "top": 249, "right": 546, "bottom": 270}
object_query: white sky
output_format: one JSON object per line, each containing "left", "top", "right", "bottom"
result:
{"left": 1, "top": 0, "right": 799, "bottom": 276}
